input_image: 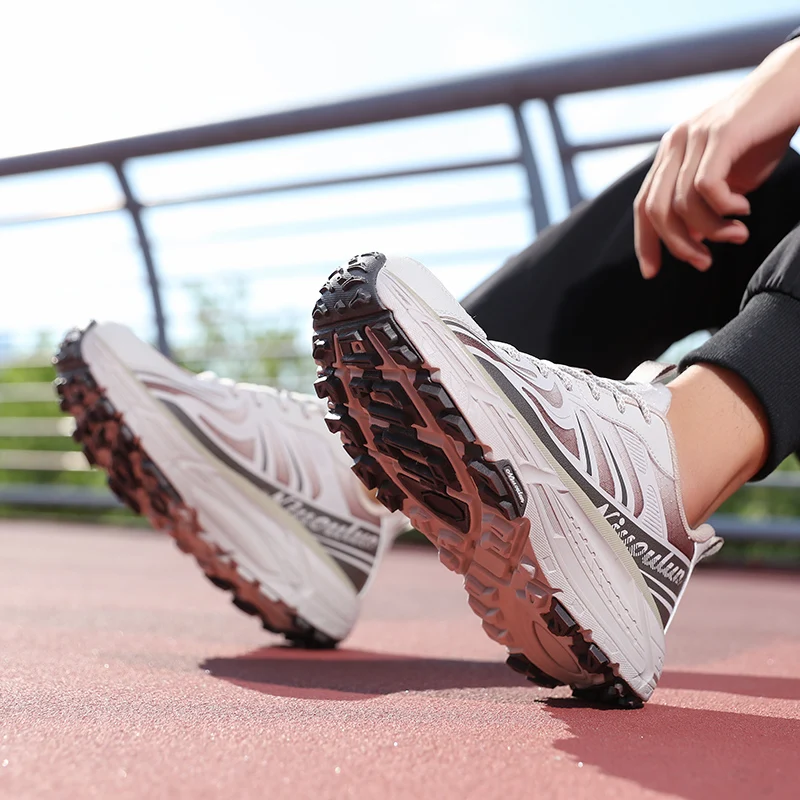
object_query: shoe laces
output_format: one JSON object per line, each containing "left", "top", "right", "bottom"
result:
{"left": 492, "top": 341, "right": 652, "bottom": 424}
{"left": 197, "top": 371, "right": 322, "bottom": 418}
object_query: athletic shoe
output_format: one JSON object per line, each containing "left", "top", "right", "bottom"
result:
{"left": 54, "top": 321, "right": 405, "bottom": 646}
{"left": 312, "top": 252, "right": 722, "bottom": 705}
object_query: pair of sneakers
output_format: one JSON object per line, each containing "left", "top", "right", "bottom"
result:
{"left": 55, "top": 253, "right": 721, "bottom": 707}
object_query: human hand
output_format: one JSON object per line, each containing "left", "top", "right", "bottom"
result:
{"left": 634, "top": 38, "right": 800, "bottom": 278}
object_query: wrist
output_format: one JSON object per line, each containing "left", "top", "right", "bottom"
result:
{"left": 767, "top": 35, "right": 800, "bottom": 70}
{"left": 758, "top": 37, "right": 800, "bottom": 126}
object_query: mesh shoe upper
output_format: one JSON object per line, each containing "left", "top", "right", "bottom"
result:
{"left": 312, "top": 252, "right": 722, "bottom": 699}
{"left": 137, "top": 366, "right": 403, "bottom": 593}
{"left": 373, "top": 255, "right": 719, "bottom": 631}
{"left": 442, "top": 321, "right": 718, "bottom": 629}
{"left": 84, "top": 322, "right": 406, "bottom": 602}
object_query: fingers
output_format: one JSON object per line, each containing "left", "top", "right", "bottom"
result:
{"left": 636, "top": 128, "right": 711, "bottom": 277}
{"left": 674, "top": 129, "right": 750, "bottom": 247}
{"left": 635, "top": 123, "right": 751, "bottom": 278}
{"left": 694, "top": 133, "right": 752, "bottom": 218}
{"left": 634, "top": 158, "right": 662, "bottom": 279}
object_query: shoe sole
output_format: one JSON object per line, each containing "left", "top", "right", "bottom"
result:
{"left": 54, "top": 324, "right": 337, "bottom": 649}
{"left": 313, "top": 253, "right": 649, "bottom": 707}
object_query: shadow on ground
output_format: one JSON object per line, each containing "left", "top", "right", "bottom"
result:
{"left": 203, "top": 646, "right": 800, "bottom": 703}
{"left": 204, "top": 647, "right": 800, "bottom": 797}
{"left": 659, "top": 670, "right": 800, "bottom": 700}
{"left": 546, "top": 699, "right": 800, "bottom": 800}
{"left": 201, "top": 645, "right": 529, "bottom": 700}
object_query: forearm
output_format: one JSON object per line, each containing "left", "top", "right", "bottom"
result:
{"left": 747, "top": 36, "right": 800, "bottom": 132}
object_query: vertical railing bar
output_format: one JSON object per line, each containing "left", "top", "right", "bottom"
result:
{"left": 510, "top": 103, "right": 550, "bottom": 234}
{"left": 112, "top": 161, "right": 171, "bottom": 357}
{"left": 545, "top": 99, "right": 583, "bottom": 210}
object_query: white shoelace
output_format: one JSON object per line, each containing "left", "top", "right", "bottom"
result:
{"left": 492, "top": 341, "right": 652, "bottom": 424}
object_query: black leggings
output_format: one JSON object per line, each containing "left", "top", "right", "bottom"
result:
{"left": 462, "top": 150, "right": 800, "bottom": 478}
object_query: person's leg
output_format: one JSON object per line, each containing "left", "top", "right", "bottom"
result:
{"left": 674, "top": 220, "right": 800, "bottom": 525}
{"left": 463, "top": 150, "right": 800, "bottom": 378}
{"left": 667, "top": 364, "right": 769, "bottom": 527}
{"left": 313, "top": 252, "right": 745, "bottom": 704}
{"left": 313, "top": 159, "right": 800, "bottom": 703}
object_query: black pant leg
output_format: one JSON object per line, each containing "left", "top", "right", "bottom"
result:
{"left": 682, "top": 222, "right": 800, "bottom": 478}
{"left": 463, "top": 150, "right": 800, "bottom": 380}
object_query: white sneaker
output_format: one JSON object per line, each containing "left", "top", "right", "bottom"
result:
{"left": 54, "top": 322, "right": 406, "bottom": 646}
{"left": 312, "top": 253, "right": 721, "bottom": 703}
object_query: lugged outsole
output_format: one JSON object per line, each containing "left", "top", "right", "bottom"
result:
{"left": 53, "top": 324, "right": 337, "bottom": 650}
{"left": 313, "top": 253, "right": 643, "bottom": 708}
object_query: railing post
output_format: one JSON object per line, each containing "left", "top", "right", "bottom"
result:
{"left": 510, "top": 104, "right": 550, "bottom": 234}
{"left": 546, "top": 100, "right": 583, "bottom": 210}
{"left": 112, "top": 161, "right": 171, "bottom": 357}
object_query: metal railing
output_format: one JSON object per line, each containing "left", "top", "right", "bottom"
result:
{"left": 0, "top": 16, "right": 795, "bottom": 355}
{"left": 0, "top": 15, "right": 798, "bottom": 540}
{"left": 1, "top": 367, "right": 799, "bottom": 541}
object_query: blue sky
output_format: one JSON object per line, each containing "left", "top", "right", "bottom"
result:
{"left": 0, "top": 1, "right": 798, "bottom": 362}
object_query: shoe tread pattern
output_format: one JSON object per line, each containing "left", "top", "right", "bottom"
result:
{"left": 54, "top": 325, "right": 338, "bottom": 650}
{"left": 313, "top": 253, "right": 643, "bottom": 707}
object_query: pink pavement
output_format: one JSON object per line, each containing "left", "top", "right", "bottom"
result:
{"left": 0, "top": 520, "right": 799, "bottom": 799}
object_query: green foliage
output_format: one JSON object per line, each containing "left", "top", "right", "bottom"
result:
{"left": 0, "top": 358, "right": 105, "bottom": 489}
{"left": 177, "top": 280, "right": 317, "bottom": 390}
{"left": 718, "top": 456, "right": 800, "bottom": 518}
{"left": 1, "top": 298, "right": 800, "bottom": 568}
{"left": 710, "top": 539, "right": 800, "bottom": 568}
{"left": 0, "top": 284, "right": 320, "bottom": 514}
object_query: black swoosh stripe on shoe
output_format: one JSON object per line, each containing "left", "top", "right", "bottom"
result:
{"left": 473, "top": 355, "right": 688, "bottom": 618}
{"left": 160, "top": 399, "right": 377, "bottom": 590}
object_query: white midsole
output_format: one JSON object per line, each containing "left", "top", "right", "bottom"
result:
{"left": 378, "top": 269, "right": 665, "bottom": 699}
{"left": 81, "top": 326, "right": 359, "bottom": 640}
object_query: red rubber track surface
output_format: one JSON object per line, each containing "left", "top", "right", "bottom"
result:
{"left": 1, "top": 521, "right": 799, "bottom": 799}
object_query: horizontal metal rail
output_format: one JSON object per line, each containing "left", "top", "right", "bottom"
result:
{"left": 0, "top": 383, "right": 798, "bottom": 548}
{"left": 0, "top": 16, "right": 798, "bottom": 545}
{"left": 0, "top": 417, "right": 74, "bottom": 436}
{"left": 0, "top": 484, "right": 121, "bottom": 509}
{"left": 0, "top": 383, "right": 60, "bottom": 403}
{"left": 0, "top": 17, "right": 793, "bottom": 178}
{"left": 0, "top": 16, "right": 791, "bottom": 358}
{"left": 752, "top": 472, "right": 800, "bottom": 489}
{"left": 0, "top": 450, "right": 89, "bottom": 471}
{"left": 710, "top": 514, "right": 800, "bottom": 543}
